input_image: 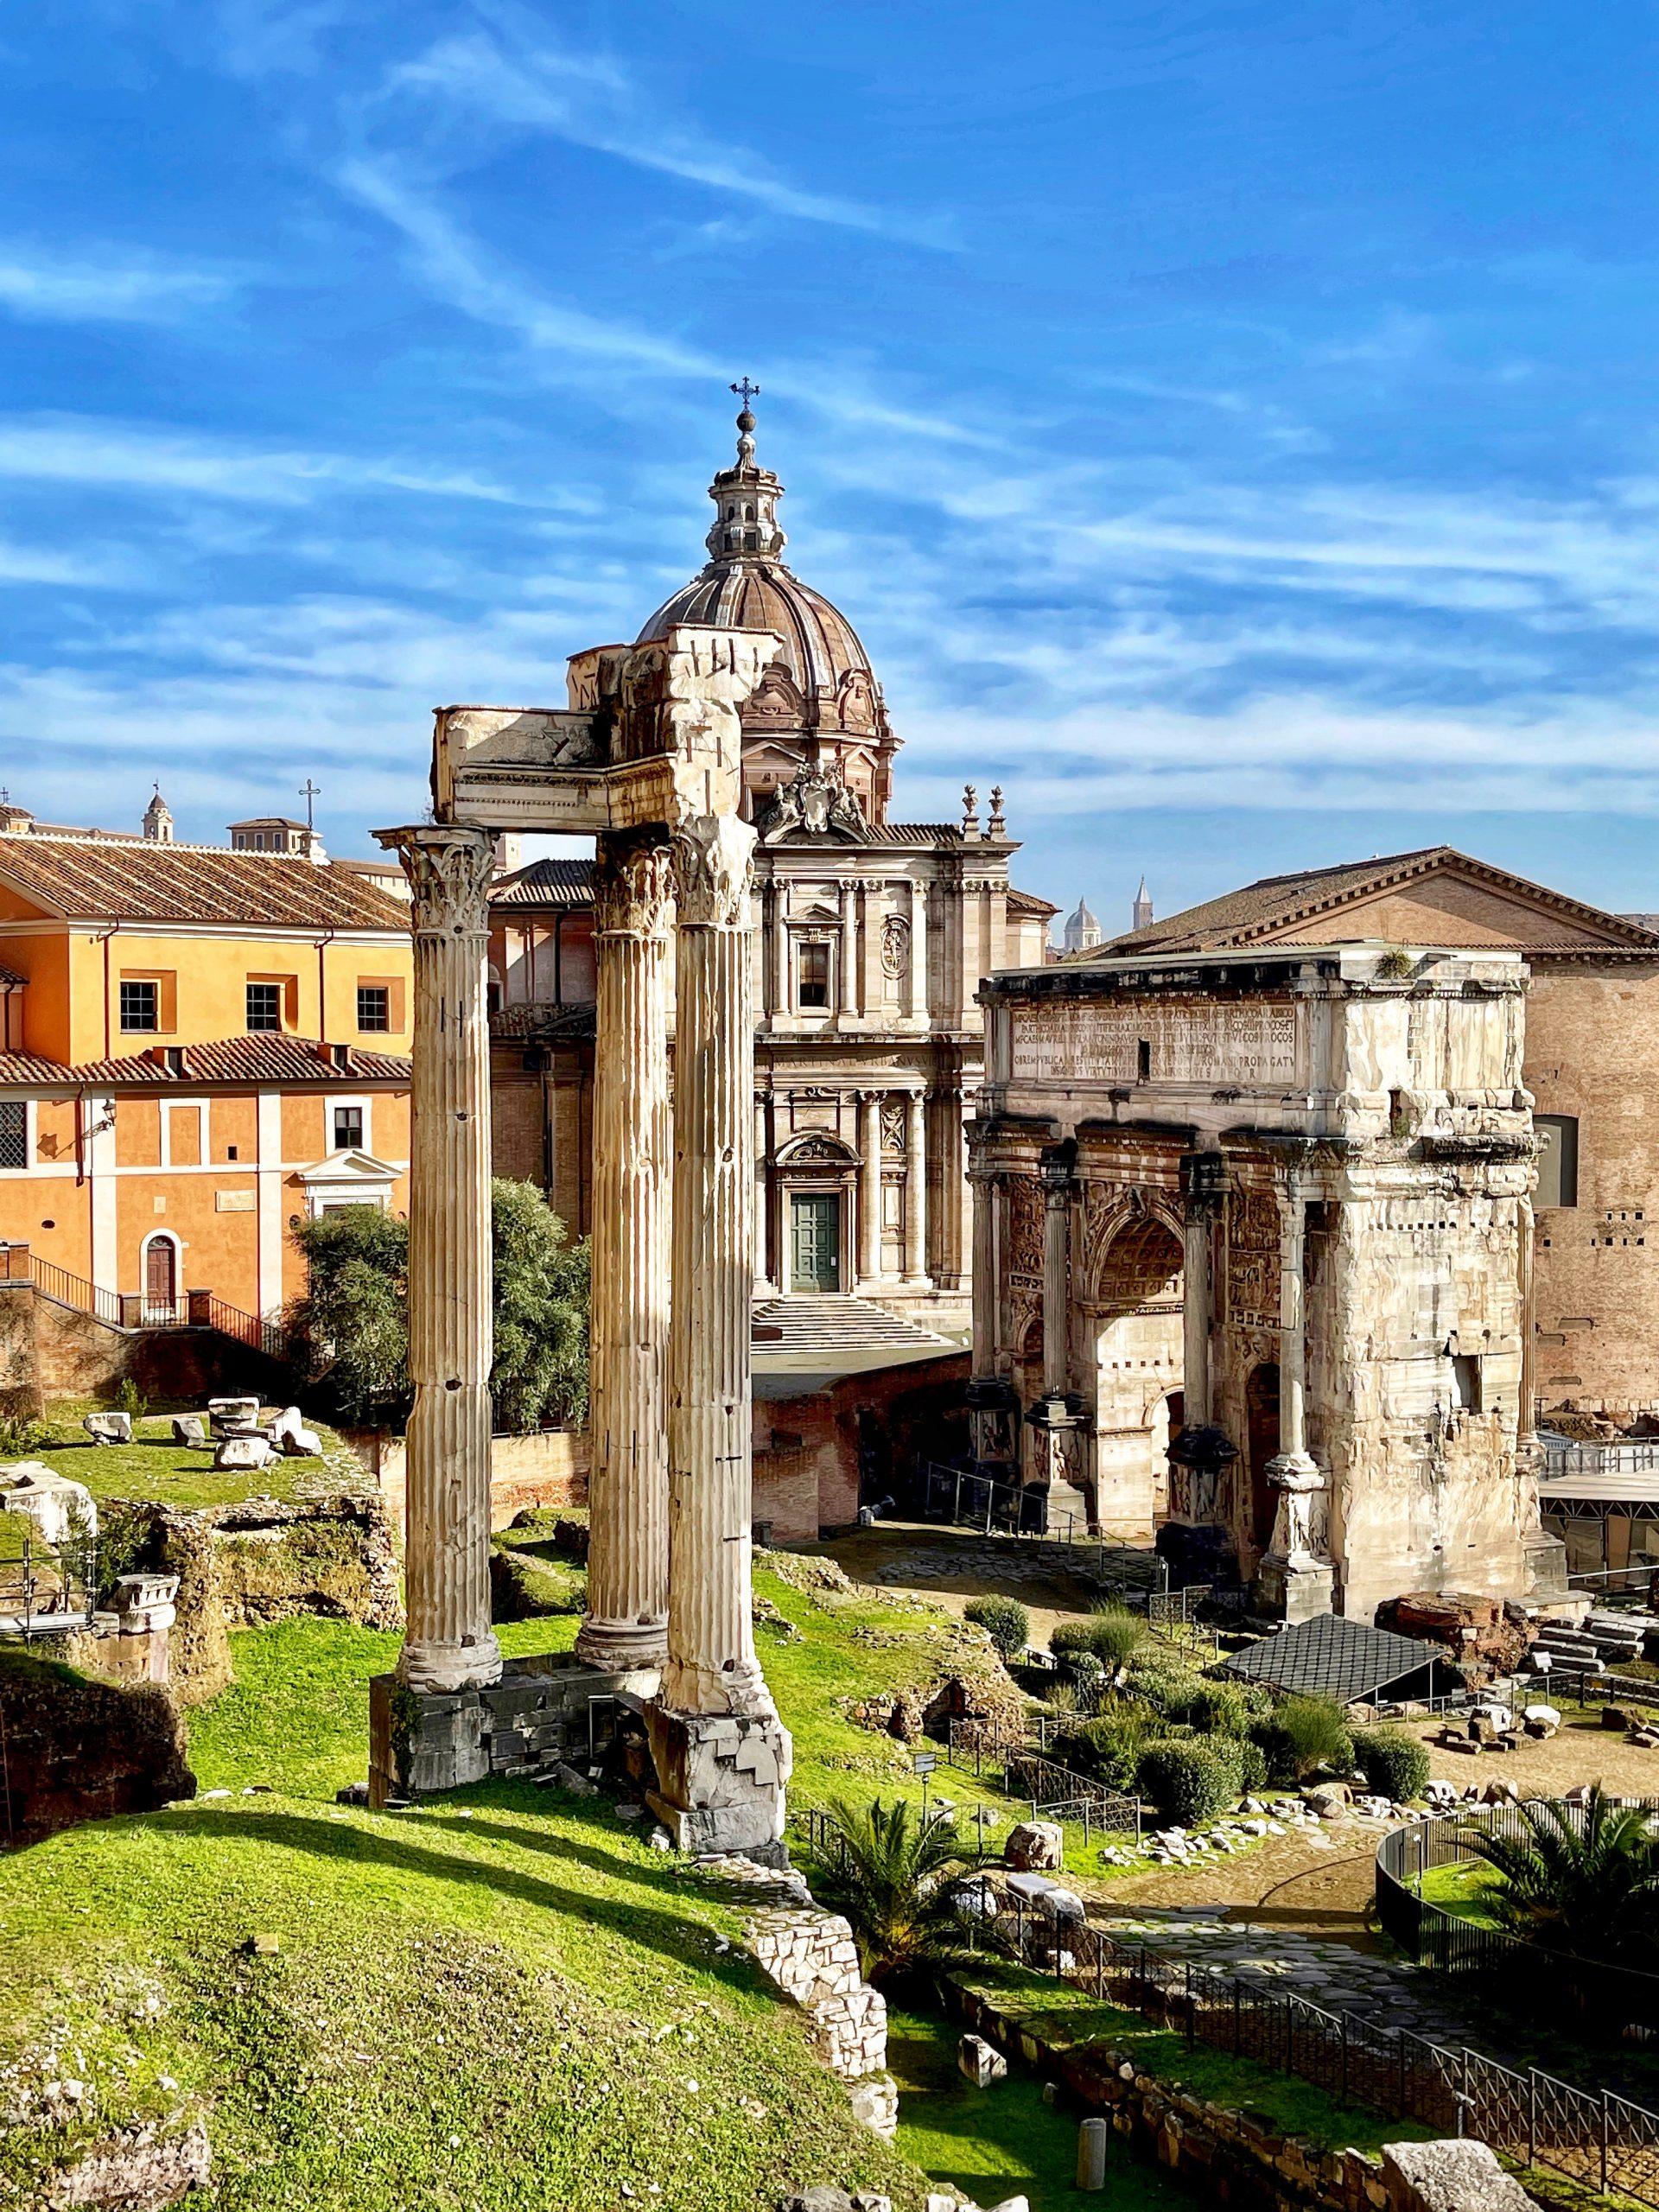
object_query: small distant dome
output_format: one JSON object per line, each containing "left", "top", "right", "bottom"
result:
{"left": 1064, "top": 899, "right": 1103, "bottom": 955}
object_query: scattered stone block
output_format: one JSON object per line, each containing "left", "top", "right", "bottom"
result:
{"left": 214, "top": 1433, "right": 276, "bottom": 1472}
{"left": 249, "top": 1933, "right": 281, "bottom": 1955}
{"left": 1004, "top": 1819, "right": 1065, "bottom": 1871}
{"left": 958, "top": 2033, "right": 1007, "bottom": 2088}
{"left": 1, "top": 1463, "right": 98, "bottom": 1544}
{"left": 1077, "top": 2115, "right": 1109, "bottom": 2190}
{"left": 1035, "top": 1885, "right": 1085, "bottom": 1923}
{"left": 83, "top": 1411, "right": 131, "bottom": 1445}
{"left": 1381, "top": 2139, "right": 1534, "bottom": 2212}
{"left": 171, "top": 1414, "right": 208, "bottom": 1445}
{"left": 269, "top": 1406, "right": 322, "bottom": 1457}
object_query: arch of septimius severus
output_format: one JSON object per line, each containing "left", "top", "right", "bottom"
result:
{"left": 367, "top": 618, "right": 793, "bottom": 1853}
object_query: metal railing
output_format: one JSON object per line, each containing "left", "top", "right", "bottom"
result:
{"left": 941, "top": 1722, "right": 1144, "bottom": 1842}
{"left": 987, "top": 1886, "right": 1659, "bottom": 2209}
{"left": 24, "top": 1255, "right": 124, "bottom": 1329}
{"left": 0, "top": 1532, "right": 99, "bottom": 1638}
{"left": 1376, "top": 1802, "right": 1659, "bottom": 2032}
{"left": 919, "top": 1460, "right": 1165, "bottom": 1588}
{"left": 1542, "top": 1437, "right": 1659, "bottom": 1480}
{"left": 5, "top": 1249, "right": 286, "bottom": 1359}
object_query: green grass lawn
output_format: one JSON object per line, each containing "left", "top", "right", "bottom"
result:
{"left": 1414, "top": 1859, "right": 1506, "bottom": 1928}
{"left": 6, "top": 1410, "right": 365, "bottom": 1512}
{"left": 950, "top": 1960, "right": 1431, "bottom": 2158}
{"left": 887, "top": 2005, "right": 1189, "bottom": 2212}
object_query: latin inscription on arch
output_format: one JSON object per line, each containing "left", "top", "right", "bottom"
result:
{"left": 1011, "top": 1000, "right": 1301, "bottom": 1088}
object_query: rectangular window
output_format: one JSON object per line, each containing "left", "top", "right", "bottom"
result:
{"left": 245, "top": 981, "right": 283, "bottom": 1032}
{"left": 334, "top": 1105, "right": 365, "bottom": 1151}
{"left": 798, "top": 942, "right": 831, "bottom": 1010}
{"left": 357, "top": 984, "right": 391, "bottom": 1032}
{"left": 1535, "top": 1114, "right": 1580, "bottom": 1209}
{"left": 0, "top": 1101, "right": 26, "bottom": 1169}
{"left": 119, "top": 979, "right": 159, "bottom": 1033}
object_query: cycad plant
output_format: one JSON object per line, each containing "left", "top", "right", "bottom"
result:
{"left": 1455, "top": 1787, "right": 1659, "bottom": 1964}
{"left": 811, "top": 1796, "right": 970, "bottom": 1984}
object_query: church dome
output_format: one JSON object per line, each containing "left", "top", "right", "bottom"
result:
{"left": 634, "top": 394, "right": 891, "bottom": 754}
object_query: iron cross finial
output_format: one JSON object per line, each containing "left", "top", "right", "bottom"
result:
{"left": 730, "top": 377, "right": 760, "bottom": 410}
{"left": 298, "top": 777, "right": 322, "bottom": 830}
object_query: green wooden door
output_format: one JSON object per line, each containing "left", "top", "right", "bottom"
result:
{"left": 790, "top": 1193, "right": 842, "bottom": 1293}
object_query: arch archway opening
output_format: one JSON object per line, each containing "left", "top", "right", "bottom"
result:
{"left": 1090, "top": 1215, "right": 1184, "bottom": 1540}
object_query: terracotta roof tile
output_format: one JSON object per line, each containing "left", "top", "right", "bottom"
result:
{"left": 0, "top": 1037, "right": 410, "bottom": 1088}
{"left": 0, "top": 835, "right": 410, "bottom": 930}
{"left": 1006, "top": 885, "right": 1060, "bottom": 917}
{"left": 492, "top": 858, "right": 595, "bottom": 910}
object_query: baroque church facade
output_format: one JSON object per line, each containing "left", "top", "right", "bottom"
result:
{"left": 488, "top": 404, "right": 1055, "bottom": 1325}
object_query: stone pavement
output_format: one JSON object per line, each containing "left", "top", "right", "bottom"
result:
{"left": 1097, "top": 1901, "right": 1490, "bottom": 2050}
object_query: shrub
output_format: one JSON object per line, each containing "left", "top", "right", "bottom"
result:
{"left": 1351, "top": 1725, "right": 1431, "bottom": 1803}
{"left": 1057, "top": 1709, "right": 1154, "bottom": 1792}
{"left": 113, "top": 1376, "right": 149, "bottom": 1424}
{"left": 964, "top": 1595, "right": 1029, "bottom": 1661}
{"left": 810, "top": 1796, "right": 970, "bottom": 1983}
{"left": 1252, "top": 1694, "right": 1354, "bottom": 1783}
{"left": 1136, "top": 1739, "right": 1237, "bottom": 1826}
{"left": 1122, "top": 1655, "right": 1205, "bottom": 1719}
{"left": 1237, "top": 1738, "right": 1268, "bottom": 1795}
{"left": 1068, "top": 1652, "right": 1107, "bottom": 1711}
{"left": 1085, "top": 1603, "right": 1149, "bottom": 1668}
{"left": 1172, "top": 1679, "right": 1254, "bottom": 1739}
{"left": 0, "top": 1414, "right": 50, "bottom": 1459}
{"left": 1052, "top": 1607, "right": 1147, "bottom": 1672}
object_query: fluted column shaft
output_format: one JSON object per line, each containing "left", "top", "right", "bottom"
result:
{"left": 1517, "top": 1193, "right": 1538, "bottom": 1452}
{"left": 577, "top": 832, "right": 673, "bottom": 1673}
{"left": 858, "top": 1090, "right": 884, "bottom": 1285}
{"left": 1278, "top": 1182, "right": 1308, "bottom": 1459}
{"left": 1181, "top": 1203, "right": 1213, "bottom": 1428}
{"left": 970, "top": 1165, "right": 996, "bottom": 1373}
{"left": 662, "top": 815, "right": 772, "bottom": 1717}
{"left": 904, "top": 1090, "right": 929, "bottom": 1283}
{"left": 1042, "top": 1179, "right": 1071, "bottom": 1396}
{"left": 382, "top": 823, "right": 501, "bottom": 1693}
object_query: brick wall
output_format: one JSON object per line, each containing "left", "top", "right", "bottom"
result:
{"left": 348, "top": 1427, "right": 590, "bottom": 1543}
{"left": 1528, "top": 962, "right": 1659, "bottom": 1415}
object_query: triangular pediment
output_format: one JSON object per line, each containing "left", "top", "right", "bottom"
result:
{"left": 296, "top": 1147, "right": 400, "bottom": 1185}
{"left": 1256, "top": 855, "right": 1659, "bottom": 954}
{"left": 1098, "top": 845, "right": 1659, "bottom": 962}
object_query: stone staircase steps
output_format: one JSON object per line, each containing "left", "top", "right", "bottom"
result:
{"left": 751, "top": 1295, "right": 948, "bottom": 1357}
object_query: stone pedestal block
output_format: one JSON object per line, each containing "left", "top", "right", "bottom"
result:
{"left": 644, "top": 1705, "right": 791, "bottom": 1857}
{"left": 1255, "top": 1553, "right": 1338, "bottom": 1624}
{"left": 369, "top": 1656, "right": 639, "bottom": 1805}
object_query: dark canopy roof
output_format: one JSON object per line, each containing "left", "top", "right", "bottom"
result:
{"left": 1222, "top": 1614, "right": 1437, "bottom": 1704}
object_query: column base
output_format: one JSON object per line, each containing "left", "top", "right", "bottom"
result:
{"left": 644, "top": 1704, "right": 793, "bottom": 1859}
{"left": 396, "top": 1630, "right": 504, "bottom": 1694}
{"left": 574, "top": 1612, "right": 668, "bottom": 1683}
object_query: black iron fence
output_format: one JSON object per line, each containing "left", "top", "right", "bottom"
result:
{"left": 1376, "top": 1802, "right": 1659, "bottom": 2032}
{"left": 918, "top": 1461, "right": 1164, "bottom": 1590}
{"left": 988, "top": 1886, "right": 1659, "bottom": 2209}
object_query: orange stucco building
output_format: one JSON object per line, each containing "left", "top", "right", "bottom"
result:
{"left": 0, "top": 825, "right": 412, "bottom": 1324}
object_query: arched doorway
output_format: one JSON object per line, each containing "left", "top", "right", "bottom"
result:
{"left": 142, "top": 1230, "right": 180, "bottom": 1324}
{"left": 1246, "top": 1362, "right": 1281, "bottom": 1548}
{"left": 1090, "top": 1215, "right": 1184, "bottom": 1536}
{"left": 771, "top": 1132, "right": 859, "bottom": 1294}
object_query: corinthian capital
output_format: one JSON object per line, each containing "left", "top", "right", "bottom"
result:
{"left": 377, "top": 823, "right": 496, "bottom": 936}
{"left": 671, "top": 814, "right": 756, "bottom": 930}
{"left": 594, "top": 832, "right": 675, "bottom": 938}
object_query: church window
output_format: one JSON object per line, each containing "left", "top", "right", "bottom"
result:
{"left": 798, "top": 942, "right": 831, "bottom": 1010}
{"left": 357, "top": 984, "right": 391, "bottom": 1032}
{"left": 1535, "top": 1115, "right": 1579, "bottom": 1208}
{"left": 245, "top": 982, "right": 283, "bottom": 1032}
{"left": 745, "top": 530, "right": 759, "bottom": 550}
{"left": 333, "top": 1104, "right": 365, "bottom": 1151}
{"left": 120, "top": 979, "right": 159, "bottom": 1033}
{"left": 0, "top": 1100, "right": 26, "bottom": 1168}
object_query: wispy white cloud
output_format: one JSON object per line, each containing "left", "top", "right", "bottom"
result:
{"left": 0, "top": 245, "right": 239, "bottom": 326}
{"left": 0, "top": 414, "right": 534, "bottom": 506}
{"left": 379, "top": 14, "right": 955, "bottom": 251}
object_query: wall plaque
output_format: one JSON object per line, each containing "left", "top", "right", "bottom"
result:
{"left": 1011, "top": 1000, "right": 1300, "bottom": 1087}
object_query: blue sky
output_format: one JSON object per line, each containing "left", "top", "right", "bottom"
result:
{"left": 5, "top": 3, "right": 1659, "bottom": 926}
